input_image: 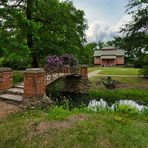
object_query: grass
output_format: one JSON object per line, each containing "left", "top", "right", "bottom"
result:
{"left": 88, "top": 76, "right": 148, "bottom": 105}
{"left": 88, "top": 67, "right": 140, "bottom": 76}
{"left": 13, "top": 70, "right": 24, "bottom": 85}
{"left": 87, "top": 89, "right": 148, "bottom": 105}
{"left": 0, "top": 108, "right": 148, "bottom": 148}
{"left": 88, "top": 67, "right": 102, "bottom": 72}
{"left": 1, "top": 68, "right": 146, "bottom": 147}
{"left": 100, "top": 68, "right": 139, "bottom": 75}
{"left": 90, "top": 76, "right": 148, "bottom": 88}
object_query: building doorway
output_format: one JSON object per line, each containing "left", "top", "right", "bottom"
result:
{"left": 102, "top": 59, "right": 115, "bottom": 67}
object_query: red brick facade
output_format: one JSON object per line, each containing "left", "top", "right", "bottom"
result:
{"left": 93, "top": 47, "right": 124, "bottom": 67}
{"left": 94, "top": 56, "right": 124, "bottom": 66}
{"left": 116, "top": 56, "right": 124, "bottom": 65}
{"left": 0, "top": 68, "right": 12, "bottom": 91}
{"left": 23, "top": 69, "right": 45, "bottom": 104}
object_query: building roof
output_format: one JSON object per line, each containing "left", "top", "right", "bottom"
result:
{"left": 93, "top": 47, "right": 124, "bottom": 57}
{"left": 101, "top": 47, "right": 116, "bottom": 50}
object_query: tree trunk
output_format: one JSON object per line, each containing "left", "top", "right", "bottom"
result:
{"left": 26, "top": 0, "right": 39, "bottom": 68}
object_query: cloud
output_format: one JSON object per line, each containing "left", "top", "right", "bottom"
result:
{"left": 86, "top": 14, "right": 132, "bottom": 43}
{"left": 114, "top": 14, "right": 132, "bottom": 31}
{"left": 86, "top": 21, "right": 118, "bottom": 43}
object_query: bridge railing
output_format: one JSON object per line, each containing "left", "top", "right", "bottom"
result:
{"left": 45, "top": 66, "right": 71, "bottom": 85}
{"left": 45, "top": 65, "right": 83, "bottom": 85}
{"left": 45, "top": 67, "right": 61, "bottom": 85}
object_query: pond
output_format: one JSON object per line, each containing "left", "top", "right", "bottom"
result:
{"left": 46, "top": 91, "right": 148, "bottom": 113}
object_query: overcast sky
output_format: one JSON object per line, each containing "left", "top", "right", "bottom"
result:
{"left": 68, "top": 0, "right": 131, "bottom": 43}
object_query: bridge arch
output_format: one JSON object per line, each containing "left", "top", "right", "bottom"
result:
{"left": 23, "top": 65, "right": 88, "bottom": 107}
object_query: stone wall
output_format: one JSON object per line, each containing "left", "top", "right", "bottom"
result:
{"left": 60, "top": 75, "right": 89, "bottom": 93}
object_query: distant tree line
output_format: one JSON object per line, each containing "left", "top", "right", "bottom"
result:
{"left": 0, "top": 0, "right": 147, "bottom": 76}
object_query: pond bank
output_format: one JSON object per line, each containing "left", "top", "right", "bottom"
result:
{"left": 46, "top": 88, "right": 148, "bottom": 109}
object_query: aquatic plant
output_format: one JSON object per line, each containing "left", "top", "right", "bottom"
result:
{"left": 88, "top": 99, "right": 147, "bottom": 114}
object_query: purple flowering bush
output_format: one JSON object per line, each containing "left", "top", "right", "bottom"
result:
{"left": 62, "top": 54, "right": 78, "bottom": 68}
{"left": 45, "top": 55, "right": 63, "bottom": 71}
{"left": 45, "top": 54, "right": 78, "bottom": 71}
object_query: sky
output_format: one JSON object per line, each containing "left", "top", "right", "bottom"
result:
{"left": 69, "top": 0, "right": 132, "bottom": 43}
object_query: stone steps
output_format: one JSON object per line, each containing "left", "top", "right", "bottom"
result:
{"left": 0, "top": 94, "right": 22, "bottom": 105}
{"left": 7, "top": 88, "right": 24, "bottom": 95}
{"left": 0, "top": 82, "right": 24, "bottom": 105}
{"left": 15, "top": 83, "right": 24, "bottom": 89}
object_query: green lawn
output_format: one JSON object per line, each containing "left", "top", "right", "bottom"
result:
{"left": 88, "top": 76, "right": 148, "bottom": 104}
{"left": 88, "top": 67, "right": 140, "bottom": 76}
{"left": 0, "top": 108, "right": 148, "bottom": 148}
{"left": 90, "top": 76, "right": 148, "bottom": 88}
{"left": 88, "top": 67, "right": 102, "bottom": 72}
{"left": 1, "top": 68, "right": 146, "bottom": 148}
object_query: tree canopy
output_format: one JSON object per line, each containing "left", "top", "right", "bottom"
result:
{"left": 121, "top": 0, "right": 148, "bottom": 52}
{"left": 0, "top": 0, "right": 87, "bottom": 68}
{"left": 121, "top": 0, "right": 148, "bottom": 73}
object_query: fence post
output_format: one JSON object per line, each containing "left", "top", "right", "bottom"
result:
{"left": 23, "top": 68, "right": 45, "bottom": 106}
{"left": 0, "top": 68, "right": 12, "bottom": 92}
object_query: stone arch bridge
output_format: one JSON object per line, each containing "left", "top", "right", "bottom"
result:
{"left": 0, "top": 66, "right": 88, "bottom": 107}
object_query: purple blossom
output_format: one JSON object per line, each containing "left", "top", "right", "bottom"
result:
{"left": 45, "top": 54, "right": 78, "bottom": 71}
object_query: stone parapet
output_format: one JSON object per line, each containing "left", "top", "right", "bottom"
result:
{"left": 0, "top": 67, "right": 12, "bottom": 91}
{"left": 23, "top": 68, "right": 45, "bottom": 106}
{"left": 64, "top": 65, "right": 70, "bottom": 74}
{"left": 80, "top": 65, "right": 88, "bottom": 79}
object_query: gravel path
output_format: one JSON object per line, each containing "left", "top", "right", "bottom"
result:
{"left": 88, "top": 70, "right": 102, "bottom": 78}
{"left": 96, "top": 75, "right": 140, "bottom": 77}
{"left": 0, "top": 101, "right": 21, "bottom": 119}
{"left": 88, "top": 70, "right": 141, "bottom": 78}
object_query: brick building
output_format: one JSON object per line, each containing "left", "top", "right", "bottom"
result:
{"left": 93, "top": 47, "right": 124, "bottom": 67}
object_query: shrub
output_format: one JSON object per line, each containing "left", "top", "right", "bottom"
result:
{"left": 3, "top": 59, "right": 29, "bottom": 70}
{"left": 13, "top": 71, "right": 24, "bottom": 85}
{"left": 140, "top": 55, "right": 148, "bottom": 77}
{"left": 45, "top": 55, "right": 63, "bottom": 71}
{"left": 62, "top": 53, "right": 78, "bottom": 67}
{"left": 1, "top": 52, "right": 31, "bottom": 70}
{"left": 88, "top": 89, "right": 148, "bottom": 105}
{"left": 102, "top": 77, "right": 117, "bottom": 89}
{"left": 45, "top": 54, "right": 78, "bottom": 71}
{"left": 116, "top": 104, "right": 138, "bottom": 114}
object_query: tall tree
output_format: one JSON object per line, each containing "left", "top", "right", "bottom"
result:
{"left": 97, "top": 41, "right": 105, "bottom": 49}
{"left": 120, "top": 0, "right": 148, "bottom": 69}
{"left": 0, "top": 0, "right": 87, "bottom": 68}
{"left": 106, "top": 36, "right": 136, "bottom": 65}
{"left": 121, "top": 0, "right": 148, "bottom": 52}
{"left": 80, "top": 42, "right": 97, "bottom": 65}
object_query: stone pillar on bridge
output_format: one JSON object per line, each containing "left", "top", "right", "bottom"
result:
{"left": 64, "top": 65, "right": 70, "bottom": 75}
{"left": 80, "top": 65, "right": 88, "bottom": 79}
{"left": 0, "top": 68, "right": 12, "bottom": 92}
{"left": 61, "top": 65, "right": 89, "bottom": 93}
{"left": 23, "top": 68, "right": 46, "bottom": 106}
